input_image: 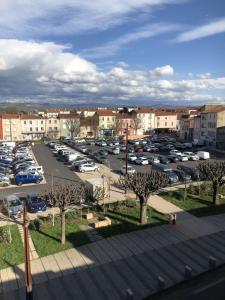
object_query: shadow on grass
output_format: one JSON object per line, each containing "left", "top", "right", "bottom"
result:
{"left": 106, "top": 209, "right": 140, "bottom": 223}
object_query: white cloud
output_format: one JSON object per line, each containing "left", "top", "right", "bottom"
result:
{"left": 0, "top": 0, "right": 187, "bottom": 38}
{"left": 82, "top": 23, "right": 180, "bottom": 58}
{"left": 0, "top": 39, "right": 224, "bottom": 104}
{"left": 196, "top": 72, "right": 211, "bottom": 79}
{"left": 175, "top": 17, "right": 225, "bottom": 42}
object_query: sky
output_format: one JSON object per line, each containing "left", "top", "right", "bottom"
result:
{"left": 0, "top": 0, "right": 225, "bottom": 106}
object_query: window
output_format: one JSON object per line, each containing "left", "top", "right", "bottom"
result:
{"left": 30, "top": 128, "right": 32, "bottom": 132}
{"left": 41, "top": 121, "right": 43, "bottom": 124}
{"left": 49, "top": 127, "right": 52, "bottom": 131}
{"left": 30, "top": 121, "right": 32, "bottom": 124}
{"left": 24, "top": 121, "right": 26, "bottom": 125}
{"left": 36, "top": 127, "right": 38, "bottom": 131}
{"left": 54, "top": 127, "right": 58, "bottom": 131}
{"left": 107, "top": 117, "right": 109, "bottom": 121}
{"left": 172, "top": 122, "right": 173, "bottom": 126}
{"left": 41, "top": 127, "right": 44, "bottom": 131}
{"left": 49, "top": 120, "right": 51, "bottom": 124}
{"left": 165, "top": 122, "right": 167, "bottom": 126}
{"left": 54, "top": 120, "right": 57, "bottom": 124}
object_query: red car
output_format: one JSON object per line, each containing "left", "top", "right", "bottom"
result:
{"left": 135, "top": 147, "right": 144, "bottom": 153}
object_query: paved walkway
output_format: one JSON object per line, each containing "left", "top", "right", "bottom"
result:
{"left": 148, "top": 195, "right": 219, "bottom": 238}
{"left": 80, "top": 224, "right": 103, "bottom": 242}
{"left": 1, "top": 223, "right": 225, "bottom": 299}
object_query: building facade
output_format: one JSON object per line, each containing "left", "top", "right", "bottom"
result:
{"left": 0, "top": 114, "right": 22, "bottom": 141}
{"left": 20, "top": 115, "right": 46, "bottom": 140}
{"left": 58, "top": 114, "right": 80, "bottom": 138}
{"left": 154, "top": 111, "right": 177, "bottom": 132}
{"left": 135, "top": 108, "right": 155, "bottom": 135}
{"left": 92, "top": 110, "right": 116, "bottom": 137}
{"left": 45, "top": 117, "right": 60, "bottom": 139}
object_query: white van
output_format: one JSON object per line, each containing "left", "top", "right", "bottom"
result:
{"left": 196, "top": 151, "right": 210, "bottom": 160}
{"left": 65, "top": 153, "right": 78, "bottom": 162}
{"left": 24, "top": 165, "right": 44, "bottom": 174}
{"left": 0, "top": 141, "right": 16, "bottom": 148}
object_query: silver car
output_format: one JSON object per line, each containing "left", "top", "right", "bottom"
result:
{"left": 3, "top": 195, "right": 23, "bottom": 217}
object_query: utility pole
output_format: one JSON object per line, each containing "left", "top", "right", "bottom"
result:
{"left": 9, "top": 119, "right": 12, "bottom": 141}
{"left": 23, "top": 205, "right": 33, "bottom": 300}
{"left": 125, "top": 123, "right": 128, "bottom": 175}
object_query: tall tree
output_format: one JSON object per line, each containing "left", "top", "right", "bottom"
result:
{"left": 112, "top": 118, "right": 123, "bottom": 136}
{"left": 119, "top": 172, "right": 169, "bottom": 224}
{"left": 66, "top": 119, "right": 80, "bottom": 139}
{"left": 199, "top": 161, "right": 225, "bottom": 205}
{"left": 41, "top": 183, "right": 85, "bottom": 244}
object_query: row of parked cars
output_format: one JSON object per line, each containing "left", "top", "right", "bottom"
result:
{"left": 0, "top": 141, "right": 44, "bottom": 186}
{"left": 3, "top": 192, "right": 47, "bottom": 217}
{"left": 47, "top": 141, "right": 100, "bottom": 172}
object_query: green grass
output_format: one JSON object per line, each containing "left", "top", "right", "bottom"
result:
{"left": 0, "top": 225, "right": 24, "bottom": 270}
{"left": 30, "top": 215, "right": 90, "bottom": 257}
{"left": 96, "top": 200, "right": 168, "bottom": 237}
{"left": 161, "top": 189, "right": 225, "bottom": 217}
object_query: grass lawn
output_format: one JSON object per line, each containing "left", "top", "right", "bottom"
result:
{"left": 30, "top": 215, "right": 90, "bottom": 257}
{"left": 96, "top": 200, "right": 168, "bottom": 238}
{"left": 0, "top": 225, "right": 24, "bottom": 270}
{"left": 161, "top": 189, "right": 225, "bottom": 217}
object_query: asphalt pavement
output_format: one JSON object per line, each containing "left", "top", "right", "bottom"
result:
{"left": 0, "top": 144, "right": 81, "bottom": 200}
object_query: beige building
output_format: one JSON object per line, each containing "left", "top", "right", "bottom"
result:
{"left": 20, "top": 115, "right": 46, "bottom": 140}
{"left": 46, "top": 117, "right": 60, "bottom": 139}
{"left": 92, "top": 110, "right": 116, "bottom": 137}
{"left": 135, "top": 108, "right": 155, "bottom": 135}
{"left": 0, "top": 114, "right": 22, "bottom": 141}
{"left": 80, "top": 117, "right": 94, "bottom": 137}
{"left": 154, "top": 111, "right": 177, "bottom": 132}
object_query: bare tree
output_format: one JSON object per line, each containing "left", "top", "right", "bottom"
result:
{"left": 41, "top": 183, "right": 85, "bottom": 244}
{"left": 119, "top": 172, "right": 169, "bottom": 224}
{"left": 133, "top": 117, "right": 142, "bottom": 134}
{"left": 199, "top": 161, "right": 225, "bottom": 205}
{"left": 66, "top": 119, "right": 80, "bottom": 140}
{"left": 112, "top": 118, "right": 123, "bottom": 136}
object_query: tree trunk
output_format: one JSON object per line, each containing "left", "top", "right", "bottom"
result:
{"left": 212, "top": 182, "right": 218, "bottom": 205}
{"left": 61, "top": 210, "right": 66, "bottom": 244}
{"left": 140, "top": 199, "right": 147, "bottom": 224}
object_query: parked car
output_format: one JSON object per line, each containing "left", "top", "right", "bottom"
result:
{"left": 148, "top": 156, "right": 160, "bottom": 164}
{"left": 183, "top": 152, "right": 199, "bottom": 161}
{"left": 95, "top": 155, "right": 109, "bottom": 165}
{"left": 0, "top": 177, "right": 10, "bottom": 187}
{"left": 14, "top": 173, "right": 43, "bottom": 185}
{"left": 127, "top": 146, "right": 135, "bottom": 153}
{"left": 177, "top": 154, "right": 189, "bottom": 162}
{"left": 177, "top": 165, "right": 200, "bottom": 181}
{"left": 108, "top": 147, "right": 120, "bottom": 155}
{"left": 196, "top": 151, "right": 210, "bottom": 160}
{"left": 3, "top": 195, "right": 23, "bottom": 216}
{"left": 159, "top": 156, "right": 170, "bottom": 164}
{"left": 135, "top": 147, "right": 144, "bottom": 153}
{"left": 26, "top": 192, "right": 47, "bottom": 213}
{"left": 135, "top": 157, "right": 149, "bottom": 165}
{"left": 79, "top": 145, "right": 88, "bottom": 153}
{"left": 78, "top": 163, "right": 99, "bottom": 172}
{"left": 143, "top": 145, "right": 152, "bottom": 152}
{"left": 99, "top": 149, "right": 109, "bottom": 156}
{"left": 170, "top": 149, "right": 182, "bottom": 156}
{"left": 152, "top": 164, "right": 178, "bottom": 184}
{"left": 0, "top": 166, "right": 12, "bottom": 175}
{"left": 128, "top": 154, "right": 137, "bottom": 162}
{"left": 167, "top": 155, "right": 179, "bottom": 163}
{"left": 120, "top": 165, "right": 136, "bottom": 175}
{"left": 172, "top": 169, "right": 192, "bottom": 182}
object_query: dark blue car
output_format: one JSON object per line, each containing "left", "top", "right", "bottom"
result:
{"left": 27, "top": 192, "right": 46, "bottom": 213}
{"left": 15, "top": 173, "right": 43, "bottom": 186}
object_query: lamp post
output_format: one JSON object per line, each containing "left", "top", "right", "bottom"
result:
{"left": 125, "top": 123, "right": 128, "bottom": 175}
{"left": 23, "top": 205, "right": 33, "bottom": 300}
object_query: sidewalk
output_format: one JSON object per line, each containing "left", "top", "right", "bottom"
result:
{"left": 148, "top": 195, "right": 219, "bottom": 238}
{"left": 1, "top": 222, "right": 225, "bottom": 299}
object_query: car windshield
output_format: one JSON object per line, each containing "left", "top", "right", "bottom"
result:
{"left": 9, "top": 200, "right": 21, "bottom": 207}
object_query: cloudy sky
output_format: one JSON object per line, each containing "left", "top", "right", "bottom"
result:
{"left": 0, "top": 0, "right": 225, "bottom": 106}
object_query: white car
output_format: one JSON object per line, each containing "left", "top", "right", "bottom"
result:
{"left": 78, "top": 163, "right": 99, "bottom": 172}
{"left": 170, "top": 149, "right": 182, "bottom": 156}
{"left": 177, "top": 154, "right": 188, "bottom": 162}
{"left": 135, "top": 157, "right": 149, "bottom": 165}
{"left": 120, "top": 165, "right": 136, "bottom": 175}
{"left": 128, "top": 154, "right": 137, "bottom": 162}
{"left": 183, "top": 152, "right": 199, "bottom": 161}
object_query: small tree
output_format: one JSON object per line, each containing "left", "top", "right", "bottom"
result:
{"left": 119, "top": 172, "right": 169, "bottom": 224}
{"left": 199, "top": 161, "right": 225, "bottom": 205}
{"left": 112, "top": 118, "right": 123, "bottom": 136}
{"left": 42, "top": 183, "right": 85, "bottom": 244}
{"left": 66, "top": 119, "right": 80, "bottom": 140}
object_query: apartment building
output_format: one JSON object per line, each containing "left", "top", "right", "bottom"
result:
{"left": 198, "top": 105, "right": 225, "bottom": 144}
{"left": 179, "top": 112, "right": 198, "bottom": 140}
{"left": 80, "top": 117, "right": 94, "bottom": 138}
{"left": 154, "top": 111, "right": 177, "bottom": 132}
{"left": 116, "top": 113, "right": 136, "bottom": 136}
{"left": 216, "top": 126, "right": 225, "bottom": 150}
{"left": 0, "top": 114, "right": 22, "bottom": 141}
{"left": 58, "top": 114, "right": 80, "bottom": 138}
{"left": 20, "top": 115, "right": 46, "bottom": 140}
{"left": 45, "top": 117, "right": 60, "bottom": 139}
{"left": 46, "top": 108, "right": 70, "bottom": 118}
{"left": 135, "top": 108, "right": 155, "bottom": 135}
{"left": 92, "top": 110, "right": 116, "bottom": 137}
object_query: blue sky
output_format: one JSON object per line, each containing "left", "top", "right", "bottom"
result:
{"left": 0, "top": 0, "right": 225, "bottom": 105}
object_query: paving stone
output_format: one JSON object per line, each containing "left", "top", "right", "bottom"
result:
{"left": 41, "top": 255, "right": 62, "bottom": 280}
{"left": 78, "top": 244, "right": 99, "bottom": 268}
{"left": 64, "top": 248, "right": 88, "bottom": 271}
{"left": 31, "top": 259, "right": 48, "bottom": 284}
{"left": 53, "top": 252, "right": 74, "bottom": 276}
